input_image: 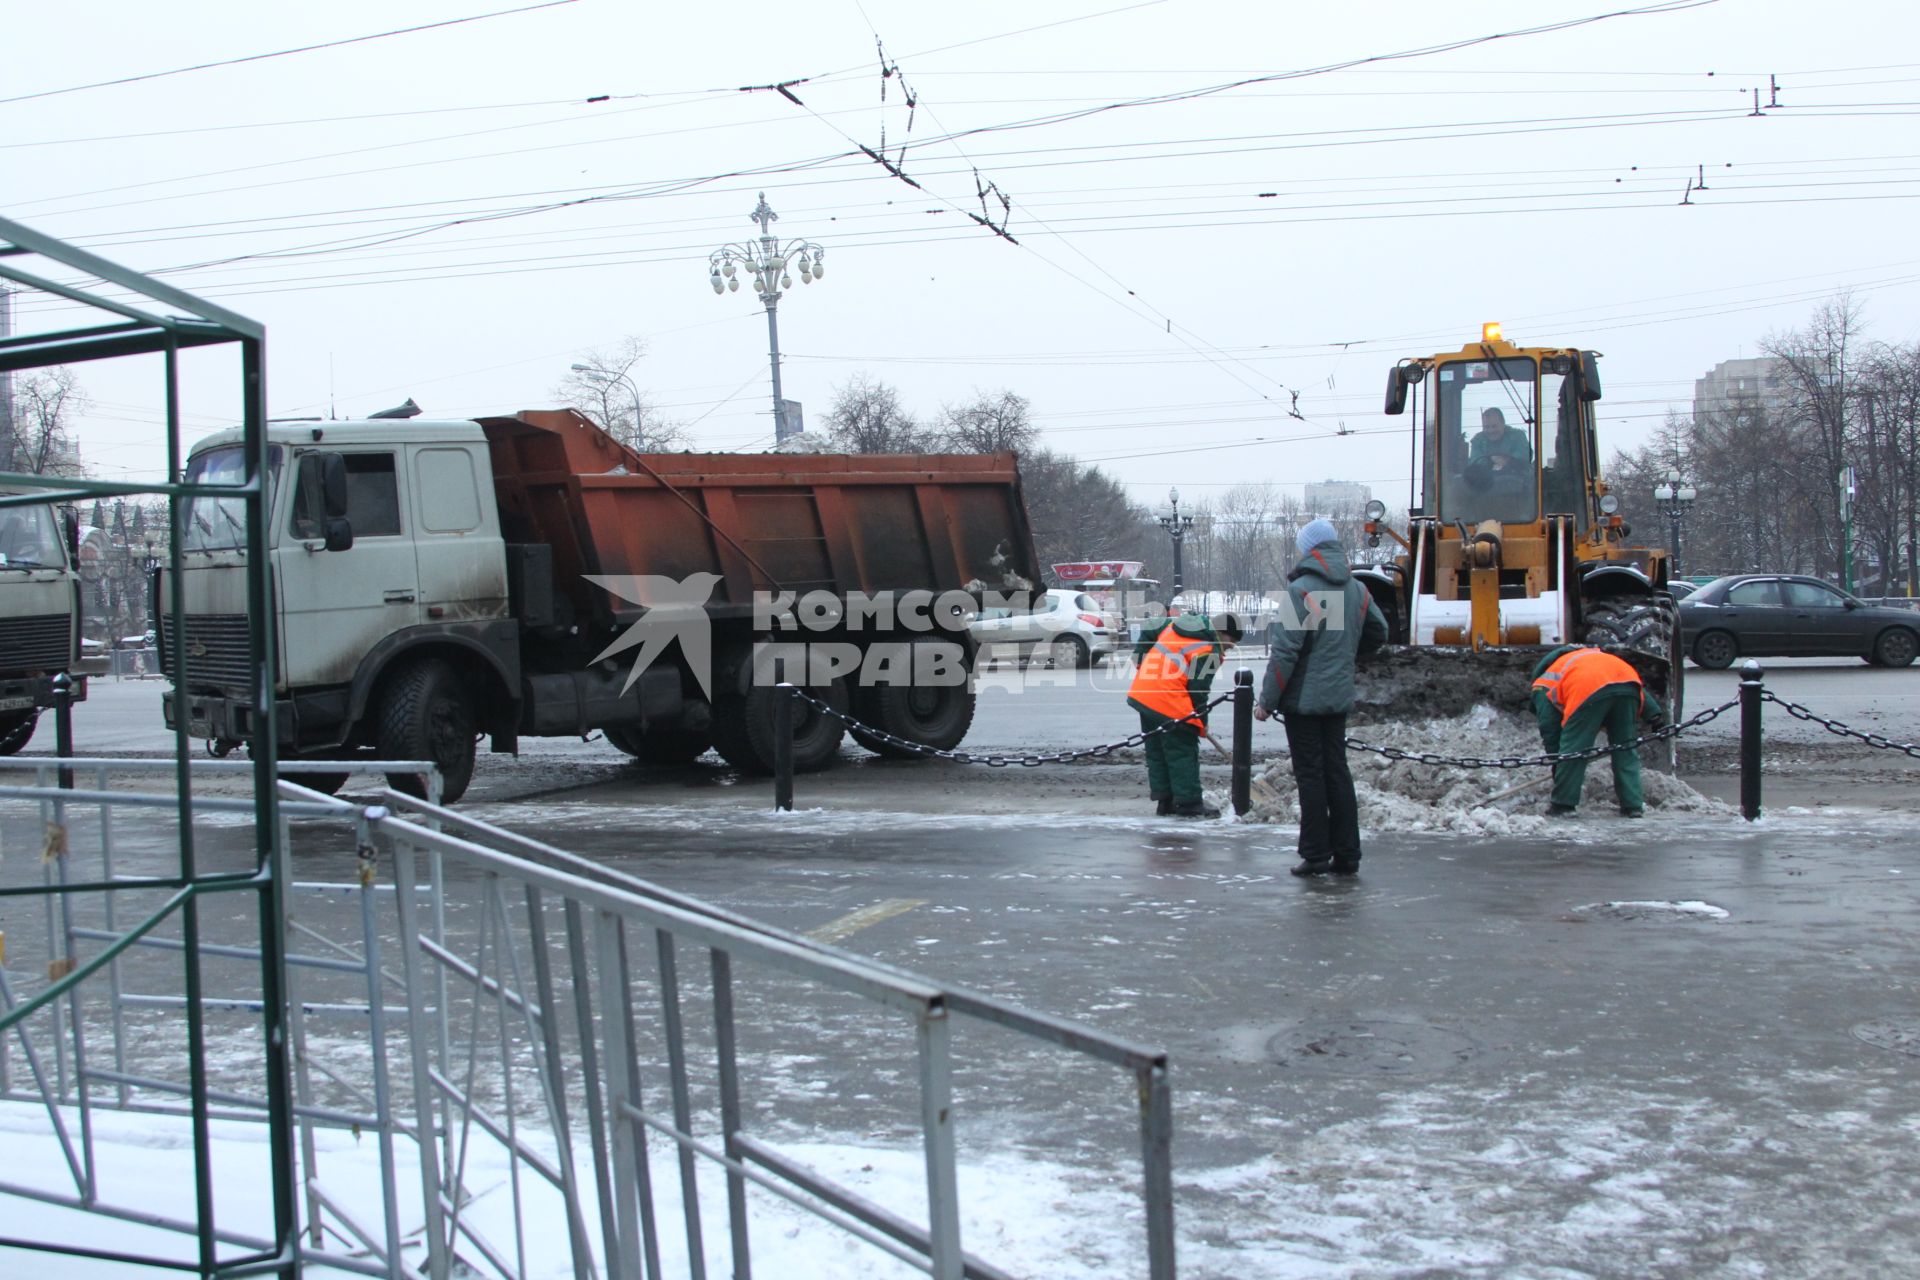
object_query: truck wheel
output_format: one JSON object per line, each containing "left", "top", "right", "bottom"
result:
{"left": 286, "top": 767, "right": 350, "bottom": 797}
{"left": 377, "top": 658, "right": 477, "bottom": 803}
{"left": 737, "top": 678, "right": 849, "bottom": 775}
{"left": 869, "top": 681, "right": 976, "bottom": 756}
{"left": 0, "top": 710, "right": 40, "bottom": 757}
{"left": 605, "top": 724, "right": 713, "bottom": 765}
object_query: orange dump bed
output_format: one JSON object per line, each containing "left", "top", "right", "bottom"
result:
{"left": 479, "top": 409, "right": 1040, "bottom": 621}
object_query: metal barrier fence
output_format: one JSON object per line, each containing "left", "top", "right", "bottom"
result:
{"left": 0, "top": 758, "right": 1178, "bottom": 1279}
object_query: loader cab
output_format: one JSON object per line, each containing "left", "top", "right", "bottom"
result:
{"left": 1389, "top": 331, "right": 1600, "bottom": 536}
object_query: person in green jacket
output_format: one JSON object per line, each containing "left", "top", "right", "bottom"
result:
{"left": 1256, "top": 520, "right": 1389, "bottom": 875}
{"left": 1127, "top": 612, "right": 1243, "bottom": 818}
{"left": 1530, "top": 643, "right": 1669, "bottom": 817}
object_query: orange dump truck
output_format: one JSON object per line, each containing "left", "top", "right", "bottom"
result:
{"left": 162, "top": 408, "right": 1038, "bottom": 801}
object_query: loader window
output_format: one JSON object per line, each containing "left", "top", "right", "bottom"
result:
{"left": 1541, "top": 369, "right": 1589, "bottom": 530}
{"left": 1433, "top": 358, "right": 1537, "bottom": 524}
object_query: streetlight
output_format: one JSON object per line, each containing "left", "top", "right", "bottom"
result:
{"left": 1157, "top": 486, "right": 1196, "bottom": 609}
{"left": 570, "top": 363, "right": 645, "bottom": 449}
{"left": 1653, "top": 467, "right": 1697, "bottom": 578}
{"left": 707, "top": 193, "right": 826, "bottom": 444}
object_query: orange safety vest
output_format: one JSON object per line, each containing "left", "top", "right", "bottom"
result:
{"left": 1532, "top": 647, "right": 1643, "bottom": 721}
{"left": 1128, "top": 625, "right": 1218, "bottom": 722}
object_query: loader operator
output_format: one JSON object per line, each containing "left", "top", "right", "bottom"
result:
{"left": 1529, "top": 644, "right": 1668, "bottom": 818}
{"left": 1464, "top": 407, "right": 1533, "bottom": 496}
{"left": 1127, "top": 611, "right": 1242, "bottom": 819}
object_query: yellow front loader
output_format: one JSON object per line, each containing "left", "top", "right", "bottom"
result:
{"left": 1354, "top": 325, "right": 1683, "bottom": 748}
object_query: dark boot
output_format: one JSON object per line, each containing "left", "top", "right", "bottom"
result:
{"left": 1331, "top": 858, "right": 1361, "bottom": 876}
{"left": 1154, "top": 796, "right": 1173, "bottom": 816}
{"left": 1173, "top": 799, "right": 1220, "bottom": 819}
{"left": 1290, "top": 858, "right": 1334, "bottom": 877}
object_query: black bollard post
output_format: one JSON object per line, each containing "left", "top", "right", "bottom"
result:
{"left": 1231, "top": 668, "right": 1253, "bottom": 816}
{"left": 773, "top": 681, "right": 795, "bottom": 812}
{"left": 1738, "top": 659, "right": 1764, "bottom": 821}
{"left": 53, "top": 671, "right": 74, "bottom": 792}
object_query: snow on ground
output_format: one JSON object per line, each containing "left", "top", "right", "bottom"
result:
{"left": 1237, "top": 705, "right": 1729, "bottom": 837}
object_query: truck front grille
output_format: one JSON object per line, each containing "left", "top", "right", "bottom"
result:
{"left": 0, "top": 613, "right": 72, "bottom": 671}
{"left": 157, "top": 614, "right": 258, "bottom": 688}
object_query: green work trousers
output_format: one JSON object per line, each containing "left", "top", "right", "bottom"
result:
{"left": 1139, "top": 709, "right": 1203, "bottom": 806}
{"left": 1540, "top": 687, "right": 1644, "bottom": 811}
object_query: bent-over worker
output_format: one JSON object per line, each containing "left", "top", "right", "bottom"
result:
{"left": 1127, "top": 611, "right": 1243, "bottom": 818}
{"left": 1529, "top": 644, "right": 1668, "bottom": 817}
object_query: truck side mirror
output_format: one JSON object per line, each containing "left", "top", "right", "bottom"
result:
{"left": 324, "top": 517, "right": 354, "bottom": 553}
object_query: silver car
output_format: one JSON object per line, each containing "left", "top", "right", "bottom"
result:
{"left": 970, "top": 588, "right": 1118, "bottom": 668}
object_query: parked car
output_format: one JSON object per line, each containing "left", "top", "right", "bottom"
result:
{"left": 1667, "top": 580, "right": 1697, "bottom": 601}
{"left": 970, "top": 588, "right": 1118, "bottom": 667}
{"left": 1678, "top": 574, "right": 1919, "bottom": 668}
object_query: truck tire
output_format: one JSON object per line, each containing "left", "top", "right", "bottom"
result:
{"left": 376, "top": 658, "right": 477, "bottom": 804}
{"left": 733, "top": 677, "right": 849, "bottom": 775}
{"left": 0, "top": 710, "right": 40, "bottom": 757}
{"left": 604, "top": 724, "right": 712, "bottom": 765}
{"left": 853, "top": 680, "right": 976, "bottom": 758}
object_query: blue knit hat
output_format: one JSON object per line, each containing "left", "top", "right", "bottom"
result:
{"left": 1296, "top": 518, "right": 1339, "bottom": 555}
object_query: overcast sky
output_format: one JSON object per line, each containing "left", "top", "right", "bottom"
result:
{"left": 4, "top": 0, "right": 1916, "bottom": 515}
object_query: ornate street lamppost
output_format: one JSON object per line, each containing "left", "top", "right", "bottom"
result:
{"left": 1157, "top": 486, "right": 1196, "bottom": 607}
{"left": 1653, "top": 467, "right": 1697, "bottom": 578}
{"left": 707, "top": 193, "right": 826, "bottom": 444}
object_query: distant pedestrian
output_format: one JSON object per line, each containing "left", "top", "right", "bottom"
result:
{"left": 1127, "top": 611, "right": 1243, "bottom": 818}
{"left": 1257, "top": 519, "right": 1388, "bottom": 876}
{"left": 1529, "top": 644, "right": 1668, "bottom": 817}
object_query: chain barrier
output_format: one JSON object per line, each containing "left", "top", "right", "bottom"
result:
{"left": 1341, "top": 698, "right": 1740, "bottom": 770}
{"left": 783, "top": 687, "right": 1234, "bottom": 768}
{"left": 1760, "top": 690, "right": 1920, "bottom": 759}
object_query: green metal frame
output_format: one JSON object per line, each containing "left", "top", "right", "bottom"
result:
{"left": 0, "top": 214, "right": 293, "bottom": 1278}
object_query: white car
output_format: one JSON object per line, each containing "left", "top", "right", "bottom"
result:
{"left": 970, "top": 588, "right": 1118, "bottom": 668}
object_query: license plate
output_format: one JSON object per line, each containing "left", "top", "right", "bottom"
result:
{"left": 0, "top": 695, "right": 34, "bottom": 712}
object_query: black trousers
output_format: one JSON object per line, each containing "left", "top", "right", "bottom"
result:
{"left": 1283, "top": 712, "right": 1360, "bottom": 867}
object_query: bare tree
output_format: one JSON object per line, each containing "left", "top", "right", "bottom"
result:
{"left": 554, "top": 337, "right": 686, "bottom": 452}
{"left": 1761, "top": 295, "right": 1865, "bottom": 579}
{"left": 824, "top": 374, "right": 929, "bottom": 453}
{"left": 940, "top": 390, "right": 1037, "bottom": 455}
{"left": 3, "top": 366, "right": 87, "bottom": 476}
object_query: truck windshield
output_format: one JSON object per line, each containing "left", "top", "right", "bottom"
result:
{"left": 1431, "top": 357, "right": 1538, "bottom": 525}
{"left": 182, "top": 445, "right": 281, "bottom": 552}
{"left": 0, "top": 502, "right": 63, "bottom": 569}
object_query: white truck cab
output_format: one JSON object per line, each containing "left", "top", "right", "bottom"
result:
{"left": 163, "top": 420, "right": 514, "bottom": 798}
{"left": 0, "top": 494, "right": 89, "bottom": 753}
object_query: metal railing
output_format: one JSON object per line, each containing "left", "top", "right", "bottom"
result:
{"left": 0, "top": 759, "right": 1179, "bottom": 1279}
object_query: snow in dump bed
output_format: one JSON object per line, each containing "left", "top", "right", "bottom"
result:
{"left": 1237, "top": 704, "right": 1729, "bottom": 836}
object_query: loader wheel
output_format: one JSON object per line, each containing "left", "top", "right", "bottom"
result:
{"left": 377, "top": 658, "right": 477, "bottom": 804}
{"left": 604, "top": 724, "right": 712, "bottom": 766}
{"left": 1580, "top": 596, "right": 1671, "bottom": 652}
{"left": 0, "top": 710, "right": 40, "bottom": 756}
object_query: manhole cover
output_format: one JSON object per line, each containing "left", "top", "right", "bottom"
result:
{"left": 1266, "top": 1020, "right": 1477, "bottom": 1076}
{"left": 1853, "top": 1018, "right": 1920, "bottom": 1058}
{"left": 1571, "top": 900, "right": 1730, "bottom": 923}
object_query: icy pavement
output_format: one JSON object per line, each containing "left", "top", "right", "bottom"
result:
{"left": 7, "top": 773, "right": 1920, "bottom": 1277}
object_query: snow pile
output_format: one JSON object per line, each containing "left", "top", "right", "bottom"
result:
{"left": 1242, "top": 704, "right": 1727, "bottom": 835}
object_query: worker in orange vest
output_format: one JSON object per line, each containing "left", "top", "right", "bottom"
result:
{"left": 1127, "top": 612, "right": 1243, "bottom": 818}
{"left": 1529, "top": 644, "right": 1668, "bottom": 817}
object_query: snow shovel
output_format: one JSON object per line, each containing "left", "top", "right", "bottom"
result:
{"left": 1204, "top": 731, "right": 1284, "bottom": 808}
